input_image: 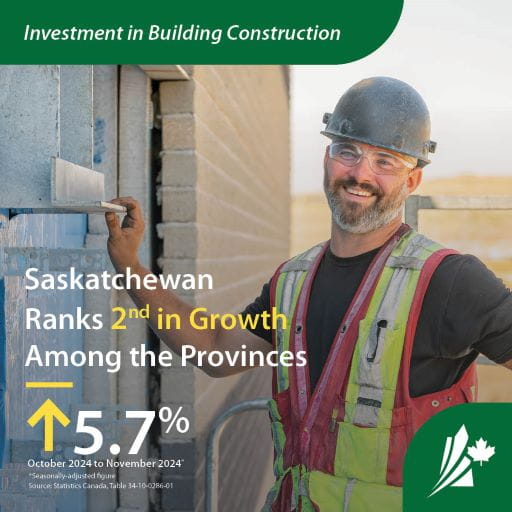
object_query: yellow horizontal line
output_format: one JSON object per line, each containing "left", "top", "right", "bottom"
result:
{"left": 25, "top": 382, "right": 74, "bottom": 389}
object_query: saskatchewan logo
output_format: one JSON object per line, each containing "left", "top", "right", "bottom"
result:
{"left": 429, "top": 425, "right": 495, "bottom": 497}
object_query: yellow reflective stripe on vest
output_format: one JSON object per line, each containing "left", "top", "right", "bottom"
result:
{"left": 275, "top": 271, "right": 307, "bottom": 393}
{"left": 268, "top": 398, "right": 286, "bottom": 477}
{"left": 335, "top": 232, "right": 443, "bottom": 487}
{"left": 344, "top": 232, "right": 443, "bottom": 429}
{"left": 274, "top": 243, "right": 324, "bottom": 393}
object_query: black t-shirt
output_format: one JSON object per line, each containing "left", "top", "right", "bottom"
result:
{"left": 242, "top": 245, "right": 512, "bottom": 397}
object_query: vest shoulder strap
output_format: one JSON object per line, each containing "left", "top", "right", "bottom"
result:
{"left": 280, "top": 242, "right": 326, "bottom": 274}
{"left": 385, "top": 231, "right": 444, "bottom": 270}
{"left": 270, "top": 242, "right": 327, "bottom": 393}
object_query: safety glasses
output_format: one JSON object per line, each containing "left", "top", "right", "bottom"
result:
{"left": 328, "top": 141, "right": 416, "bottom": 175}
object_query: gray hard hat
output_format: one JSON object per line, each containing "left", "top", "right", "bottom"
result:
{"left": 321, "top": 77, "right": 436, "bottom": 167}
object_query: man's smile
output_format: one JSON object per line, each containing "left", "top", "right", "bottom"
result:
{"left": 340, "top": 184, "right": 376, "bottom": 202}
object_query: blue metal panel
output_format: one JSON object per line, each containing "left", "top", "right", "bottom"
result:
{"left": 2, "top": 214, "right": 88, "bottom": 512}
{"left": 0, "top": 208, "right": 9, "bottom": 469}
{"left": 6, "top": 214, "right": 86, "bottom": 443}
{"left": 0, "top": 278, "right": 6, "bottom": 468}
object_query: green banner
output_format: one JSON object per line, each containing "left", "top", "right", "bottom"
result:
{"left": 404, "top": 403, "right": 511, "bottom": 511}
{"left": 1, "top": 0, "right": 403, "bottom": 64}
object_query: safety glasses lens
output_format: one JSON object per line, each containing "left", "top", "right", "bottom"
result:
{"left": 329, "top": 143, "right": 361, "bottom": 164}
{"left": 329, "top": 143, "right": 412, "bottom": 174}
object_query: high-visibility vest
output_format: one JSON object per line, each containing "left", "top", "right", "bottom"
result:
{"left": 263, "top": 226, "right": 477, "bottom": 512}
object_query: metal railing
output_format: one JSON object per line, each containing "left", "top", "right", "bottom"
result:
{"left": 205, "top": 399, "right": 270, "bottom": 512}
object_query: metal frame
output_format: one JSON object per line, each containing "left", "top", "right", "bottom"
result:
{"left": 205, "top": 399, "right": 270, "bottom": 512}
{"left": 405, "top": 195, "right": 512, "bottom": 230}
{"left": 138, "top": 65, "right": 190, "bottom": 80}
{"left": 51, "top": 157, "right": 125, "bottom": 213}
{"left": 405, "top": 194, "right": 512, "bottom": 365}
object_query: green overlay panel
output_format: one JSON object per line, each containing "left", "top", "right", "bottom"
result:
{"left": 1, "top": 0, "right": 403, "bottom": 63}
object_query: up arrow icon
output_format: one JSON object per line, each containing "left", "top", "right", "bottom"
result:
{"left": 27, "top": 399, "right": 71, "bottom": 452}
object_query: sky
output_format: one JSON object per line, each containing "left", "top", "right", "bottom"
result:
{"left": 291, "top": 0, "right": 512, "bottom": 195}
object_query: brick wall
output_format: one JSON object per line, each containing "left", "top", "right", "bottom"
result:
{"left": 157, "top": 66, "right": 290, "bottom": 511}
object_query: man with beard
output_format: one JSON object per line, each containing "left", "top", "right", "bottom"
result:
{"left": 105, "top": 77, "right": 512, "bottom": 511}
